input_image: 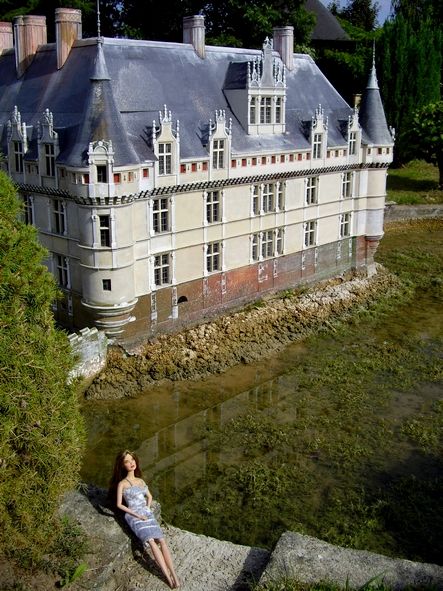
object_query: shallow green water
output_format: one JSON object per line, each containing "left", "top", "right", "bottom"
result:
{"left": 81, "top": 220, "right": 443, "bottom": 564}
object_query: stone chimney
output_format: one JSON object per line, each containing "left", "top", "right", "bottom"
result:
{"left": 183, "top": 15, "right": 205, "bottom": 59}
{"left": 55, "top": 8, "right": 82, "bottom": 70}
{"left": 273, "top": 26, "right": 294, "bottom": 71}
{"left": 0, "top": 22, "right": 13, "bottom": 52}
{"left": 13, "top": 14, "right": 47, "bottom": 78}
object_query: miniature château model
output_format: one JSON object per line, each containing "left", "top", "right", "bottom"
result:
{"left": 0, "top": 9, "right": 394, "bottom": 339}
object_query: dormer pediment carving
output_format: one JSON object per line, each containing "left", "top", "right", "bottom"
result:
{"left": 38, "top": 108, "right": 58, "bottom": 143}
{"left": 7, "top": 106, "right": 28, "bottom": 145}
{"left": 152, "top": 104, "right": 180, "bottom": 144}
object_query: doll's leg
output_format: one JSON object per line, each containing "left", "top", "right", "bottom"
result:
{"left": 146, "top": 538, "right": 174, "bottom": 588}
{"left": 159, "top": 539, "right": 180, "bottom": 588}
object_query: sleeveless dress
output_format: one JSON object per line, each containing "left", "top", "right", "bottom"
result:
{"left": 122, "top": 482, "right": 164, "bottom": 543}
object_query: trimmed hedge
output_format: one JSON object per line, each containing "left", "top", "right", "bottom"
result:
{"left": 0, "top": 171, "right": 85, "bottom": 565}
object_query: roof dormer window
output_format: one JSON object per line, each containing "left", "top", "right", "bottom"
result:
{"left": 209, "top": 110, "right": 231, "bottom": 173}
{"left": 38, "top": 109, "right": 59, "bottom": 180}
{"left": 152, "top": 105, "right": 180, "bottom": 179}
{"left": 311, "top": 105, "right": 328, "bottom": 162}
{"left": 7, "top": 106, "right": 28, "bottom": 176}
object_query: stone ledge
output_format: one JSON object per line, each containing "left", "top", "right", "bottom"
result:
{"left": 260, "top": 531, "right": 443, "bottom": 590}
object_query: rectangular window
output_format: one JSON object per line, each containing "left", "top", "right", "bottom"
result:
{"left": 341, "top": 172, "right": 352, "bottom": 198}
{"left": 53, "top": 199, "right": 66, "bottom": 235}
{"left": 114, "top": 173, "right": 121, "bottom": 184}
{"left": 262, "top": 183, "right": 274, "bottom": 213}
{"left": 260, "top": 97, "right": 272, "bottom": 124}
{"left": 304, "top": 220, "right": 317, "bottom": 247}
{"left": 252, "top": 185, "right": 260, "bottom": 215}
{"left": 212, "top": 139, "right": 225, "bottom": 169}
{"left": 153, "top": 198, "right": 169, "bottom": 233}
{"left": 313, "top": 133, "right": 322, "bottom": 159}
{"left": 252, "top": 233, "right": 259, "bottom": 261}
{"left": 82, "top": 173, "right": 89, "bottom": 184}
{"left": 44, "top": 143, "right": 55, "bottom": 177}
{"left": 261, "top": 230, "right": 273, "bottom": 258}
{"left": 102, "top": 279, "right": 112, "bottom": 291}
{"left": 97, "top": 165, "right": 107, "bottom": 183}
{"left": 23, "top": 195, "right": 33, "bottom": 225}
{"left": 143, "top": 168, "right": 149, "bottom": 178}
{"left": 99, "top": 215, "right": 111, "bottom": 247}
{"left": 349, "top": 131, "right": 357, "bottom": 156}
{"left": 154, "top": 253, "right": 171, "bottom": 286}
{"left": 250, "top": 97, "right": 256, "bottom": 124}
{"left": 206, "top": 191, "right": 221, "bottom": 223}
{"left": 158, "top": 143, "right": 172, "bottom": 175}
{"left": 275, "top": 97, "right": 282, "bottom": 123}
{"left": 277, "top": 183, "right": 285, "bottom": 210}
{"left": 13, "top": 141, "right": 24, "bottom": 173}
{"left": 340, "top": 212, "right": 352, "bottom": 238}
{"left": 306, "top": 176, "right": 318, "bottom": 205}
{"left": 276, "top": 228, "right": 284, "bottom": 255}
{"left": 55, "top": 254, "right": 69, "bottom": 288}
{"left": 206, "top": 242, "right": 221, "bottom": 273}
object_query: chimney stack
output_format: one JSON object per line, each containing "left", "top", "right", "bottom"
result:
{"left": 183, "top": 15, "right": 205, "bottom": 59}
{"left": 55, "top": 8, "right": 82, "bottom": 70}
{"left": 0, "top": 22, "right": 13, "bottom": 52}
{"left": 13, "top": 14, "right": 47, "bottom": 78}
{"left": 273, "top": 26, "right": 294, "bottom": 71}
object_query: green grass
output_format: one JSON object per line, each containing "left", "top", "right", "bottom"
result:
{"left": 387, "top": 160, "right": 442, "bottom": 204}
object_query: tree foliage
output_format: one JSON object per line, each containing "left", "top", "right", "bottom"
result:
{"left": 329, "top": 0, "right": 380, "bottom": 32}
{"left": 0, "top": 171, "right": 85, "bottom": 565}
{"left": 377, "top": 7, "right": 442, "bottom": 164}
{"left": 407, "top": 101, "right": 443, "bottom": 189}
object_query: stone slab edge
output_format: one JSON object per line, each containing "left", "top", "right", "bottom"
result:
{"left": 260, "top": 531, "right": 443, "bottom": 590}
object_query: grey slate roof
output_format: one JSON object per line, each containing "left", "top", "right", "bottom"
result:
{"left": 304, "top": 0, "right": 350, "bottom": 41}
{"left": 0, "top": 35, "right": 389, "bottom": 168}
{"left": 358, "top": 62, "right": 393, "bottom": 146}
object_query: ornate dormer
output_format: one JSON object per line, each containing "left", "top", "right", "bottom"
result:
{"left": 7, "top": 106, "right": 28, "bottom": 175}
{"left": 87, "top": 139, "right": 114, "bottom": 199}
{"left": 208, "top": 109, "right": 231, "bottom": 174}
{"left": 223, "top": 37, "right": 286, "bottom": 136}
{"left": 346, "top": 107, "right": 361, "bottom": 160}
{"left": 311, "top": 104, "right": 328, "bottom": 161}
{"left": 38, "top": 108, "right": 59, "bottom": 183}
{"left": 152, "top": 104, "right": 180, "bottom": 183}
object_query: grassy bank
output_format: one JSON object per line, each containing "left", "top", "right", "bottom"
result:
{"left": 387, "top": 160, "right": 443, "bottom": 204}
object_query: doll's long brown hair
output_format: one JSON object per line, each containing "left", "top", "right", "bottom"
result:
{"left": 108, "top": 450, "right": 143, "bottom": 506}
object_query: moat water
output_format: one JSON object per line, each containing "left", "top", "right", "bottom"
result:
{"left": 81, "top": 221, "right": 443, "bottom": 564}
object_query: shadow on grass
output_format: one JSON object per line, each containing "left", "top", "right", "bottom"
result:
{"left": 387, "top": 174, "right": 438, "bottom": 193}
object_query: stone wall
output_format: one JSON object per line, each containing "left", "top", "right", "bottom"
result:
{"left": 384, "top": 202, "right": 443, "bottom": 222}
{"left": 68, "top": 327, "right": 108, "bottom": 381}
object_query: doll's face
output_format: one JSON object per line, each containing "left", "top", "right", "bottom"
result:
{"left": 122, "top": 453, "right": 136, "bottom": 472}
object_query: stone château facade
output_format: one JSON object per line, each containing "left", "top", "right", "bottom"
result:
{"left": 0, "top": 9, "right": 394, "bottom": 340}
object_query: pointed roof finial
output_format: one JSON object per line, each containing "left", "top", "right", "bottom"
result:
{"left": 367, "top": 40, "right": 379, "bottom": 90}
{"left": 96, "top": 0, "right": 101, "bottom": 38}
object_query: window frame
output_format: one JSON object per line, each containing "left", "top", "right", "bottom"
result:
{"left": 341, "top": 172, "right": 353, "bottom": 199}
{"left": 154, "top": 252, "right": 171, "bottom": 286}
{"left": 340, "top": 212, "right": 352, "bottom": 238}
{"left": 306, "top": 176, "right": 318, "bottom": 205}
{"left": 304, "top": 220, "right": 317, "bottom": 248}
{"left": 206, "top": 241, "right": 221, "bottom": 273}
{"left": 312, "top": 133, "right": 322, "bottom": 159}
{"left": 158, "top": 142, "right": 172, "bottom": 175}
{"left": 212, "top": 139, "right": 225, "bottom": 170}
{"left": 99, "top": 214, "right": 111, "bottom": 247}
{"left": 55, "top": 254, "right": 69, "bottom": 288}
{"left": 53, "top": 199, "right": 66, "bottom": 235}
{"left": 206, "top": 190, "right": 221, "bottom": 224}
{"left": 44, "top": 143, "right": 55, "bottom": 177}
{"left": 23, "top": 194, "right": 34, "bottom": 225}
{"left": 13, "top": 140, "right": 24, "bottom": 173}
{"left": 152, "top": 197, "right": 169, "bottom": 234}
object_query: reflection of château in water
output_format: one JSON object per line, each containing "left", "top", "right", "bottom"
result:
{"left": 135, "top": 378, "right": 285, "bottom": 492}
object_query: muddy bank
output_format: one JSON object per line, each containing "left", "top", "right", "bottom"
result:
{"left": 85, "top": 266, "right": 404, "bottom": 400}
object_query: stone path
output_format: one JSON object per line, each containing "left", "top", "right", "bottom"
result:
{"left": 60, "top": 487, "right": 443, "bottom": 591}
